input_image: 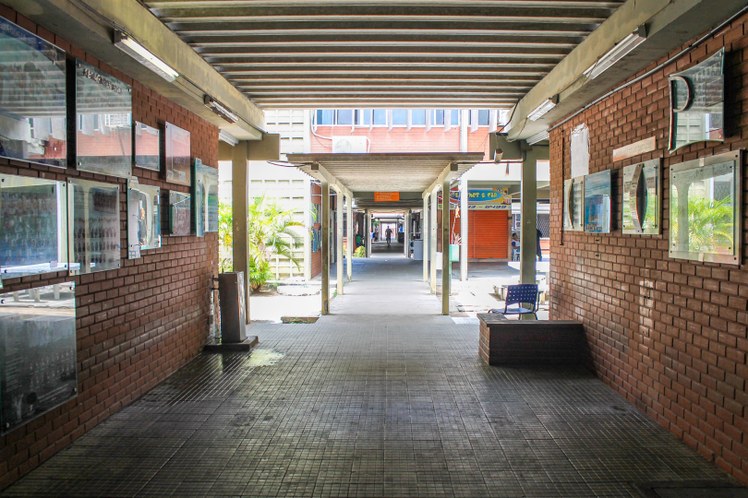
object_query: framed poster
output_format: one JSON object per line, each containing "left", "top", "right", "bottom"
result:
{"left": 68, "top": 179, "right": 121, "bottom": 275}
{"left": 563, "top": 177, "right": 584, "bottom": 232}
{"left": 669, "top": 49, "right": 724, "bottom": 152}
{"left": 164, "top": 122, "right": 191, "bottom": 186}
{"left": 622, "top": 159, "right": 661, "bottom": 235}
{"left": 127, "top": 179, "right": 160, "bottom": 259}
{"left": 134, "top": 122, "right": 160, "bottom": 171}
{"left": 168, "top": 191, "right": 191, "bottom": 236}
{"left": 0, "top": 18, "right": 67, "bottom": 168}
{"left": 584, "top": 170, "right": 612, "bottom": 233}
{"left": 669, "top": 150, "right": 741, "bottom": 264}
{"left": 1, "top": 282, "right": 77, "bottom": 434}
{"left": 75, "top": 60, "right": 132, "bottom": 178}
{"left": 192, "top": 159, "right": 219, "bottom": 236}
{"left": 0, "top": 174, "right": 68, "bottom": 279}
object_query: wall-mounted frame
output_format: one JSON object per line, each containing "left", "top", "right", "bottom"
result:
{"left": 1, "top": 281, "right": 77, "bottom": 434}
{"left": 192, "top": 159, "right": 219, "bottom": 236}
{"left": 68, "top": 178, "right": 121, "bottom": 275}
{"left": 563, "top": 177, "right": 584, "bottom": 231}
{"left": 584, "top": 170, "right": 613, "bottom": 234}
{"left": 0, "top": 17, "right": 67, "bottom": 168}
{"left": 134, "top": 122, "right": 160, "bottom": 171}
{"left": 168, "top": 191, "right": 191, "bottom": 236}
{"left": 75, "top": 60, "right": 132, "bottom": 178}
{"left": 669, "top": 48, "right": 724, "bottom": 152}
{"left": 1, "top": 174, "right": 68, "bottom": 279}
{"left": 622, "top": 159, "right": 661, "bottom": 235}
{"left": 127, "top": 179, "right": 160, "bottom": 259}
{"left": 164, "top": 122, "right": 191, "bottom": 186}
{"left": 669, "top": 150, "right": 742, "bottom": 264}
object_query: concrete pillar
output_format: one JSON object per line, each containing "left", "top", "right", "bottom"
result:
{"left": 365, "top": 209, "right": 372, "bottom": 258}
{"left": 230, "top": 141, "right": 250, "bottom": 322}
{"left": 335, "top": 190, "right": 344, "bottom": 295}
{"left": 321, "top": 181, "right": 330, "bottom": 315}
{"left": 429, "top": 189, "right": 438, "bottom": 293}
{"left": 303, "top": 178, "right": 312, "bottom": 281}
{"left": 403, "top": 212, "right": 410, "bottom": 257}
{"left": 346, "top": 195, "right": 353, "bottom": 281}
{"left": 459, "top": 176, "right": 469, "bottom": 282}
{"left": 422, "top": 195, "right": 429, "bottom": 281}
{"left": 441, "top": 180, "right": 451, "bottom": 315}
{"left": 520, "top": 146, "right": 549, "bottom": 285}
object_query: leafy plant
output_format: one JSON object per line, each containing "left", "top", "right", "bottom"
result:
{"left": 218, "top": 202, "right": 233, "bottom": 272}
{"left": 354, "top": 245, "right": 366, "bottom": 257}
{"left": 671, "top": 194, "right": 733, "bottom": 253}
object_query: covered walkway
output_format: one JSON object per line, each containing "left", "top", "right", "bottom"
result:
{"left": 3, "top": 258, "right": 739, "bottom": 497}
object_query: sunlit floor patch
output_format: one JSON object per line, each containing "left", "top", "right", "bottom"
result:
{"left": 247, "top": 348, "right": 285, "bottom": 367}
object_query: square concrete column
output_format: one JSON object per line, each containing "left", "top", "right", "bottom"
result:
{"left": 321, "top": 181, "right": 330, "bottom": 315}
{"left": 441, "top": 180, "right": 451, "bottom": 315}
{"left": 346, "top": 195, "right": 353, "bottom": 281}
{"left": 429, "top": 189, "right": 438, "bottom": 293}
{"left": 403, "top": 212, "right": 410, "bottom": 257}
{"left": 520, "top": 146, "right": 549, "bottom": 285}
{"left": 459, "top": 177, "right": 469, "bottom": 282}
{"left": 422, "top": 195, "right": 429, "bottom": 281}
{"left": 365, "top": 209, "right": 371, "bottom": 258}
{"left": 335, "top": 189, "right": 344, "bottom": 295}
{"left": 230, "top": 141, "right": 250, "bottom": 322}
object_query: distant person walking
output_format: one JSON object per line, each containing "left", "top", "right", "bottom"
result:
{"left": 385, "top": 227, "right": 393, "bottom": 247}
{"left": 536, "top": 228, "right": 543, "bottom": 261}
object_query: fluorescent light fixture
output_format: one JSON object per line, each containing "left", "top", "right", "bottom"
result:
{"left": 219, "top": 129, "right": 239, "bottom": 146}
{"left": 527, "top": 96, "right": 558, "bottom": 122}
{"left": 204, "top": 95, "right": 239, "bottom": 123}
{"left": 526, "top": 130, "right": 549, "bottom": 145}
{"left": 113, "top": 31, "right": 179, "bottom": 82}
{"left": 584, "top": 26, "right": 647, "bottom": 80}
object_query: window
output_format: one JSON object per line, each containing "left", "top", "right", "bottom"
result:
{"left": 411, "top": 109, "right": 426, "bottom": 126}
{"left": 433, "top": 109, "right": 445, "bottom": 125}
{"left": 316, "top": 109, "right": 334, "bottom": 125}
{"left": 391, "top": 109, "right": 407, "bottom": 126}
{"left": 478, "top": 109, "right": 490, "bottom": 126}
{"left": 372, "top": 109, "right": 387, "bottom": 126}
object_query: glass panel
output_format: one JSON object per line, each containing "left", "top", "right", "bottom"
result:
{"left": 478, "top": 109, "right": 490, "bottom": 126}
{"left": 315, "top": 109, "right": 333, "bottom": 125}
{"left": 164, "top": 122, "right": 191, "bottom": 186}
{"left": 391, "top": 109, "right": 407, "bottom": 126}
{"left": 193, "top": 159, "right": 219, "bottom": 236}
{"left": 336, "top": 110, "right": 353, "bottom": 125}
{"left": 360, "top": 109, "right": 372, "bottom": 126}
{"left": 449, "top": 109, "right": 460, "bottom": 125}
{"left": 127, "top": 179, "right": 160, "bottom": 259}
{"left": 669, "top": 150, "right": 740, "bottom": 264}
{"left": 584, "top": 170, "right": 612, "bottom": 233}
{"left": 169, "top": 191, "right": 191, "bottom": 236}
{"left": 68, "top": 178, "right": 120, "bottom": 275}
{"left": 372, "top": 109, "right": 387, "bottom": 125}
{"left": 622, "top": 159, "right": 660, "bottom": 235}
{"left": 0, "top": 174, "right": 68, "bottom": 279}
{"left": 563, "top": 177, "right": 584, "bottom": 231}
{"left": 411, "top": 109, "right": 426, "bottom": 126}
{"left": 669, "top": 49, "right": 724, "bottom": 151}
{"left": 75, "top": 60, "right": 132, "bottom": 178}
{"left": 0, "top": 18, "right": 67, "bottom": 168}
{"left": 433, "top": 109, "right": 445, "bottom": 125}
{"left": 134, "top": 122, "right": 160, "bottom": 171}
{"left": 0, "top": 281, "right": 77, "bottom": 434}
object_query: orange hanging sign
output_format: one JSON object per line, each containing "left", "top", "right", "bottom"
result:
{"left": 373, "top": 192, "right": 400, "bottom": 202}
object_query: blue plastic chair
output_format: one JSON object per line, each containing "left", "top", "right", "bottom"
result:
{"left": 490, "top": 283, "right": 538, "bottom": 319}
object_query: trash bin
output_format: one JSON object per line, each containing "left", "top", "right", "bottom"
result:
{"left": 412, "top": 239, "right": 424, "bottom": 260}
{"left": 218, "top": 272, "right": 247, "bottom": 343}
{"left": 449, "top": 244, "right": 460, "bottom": 262}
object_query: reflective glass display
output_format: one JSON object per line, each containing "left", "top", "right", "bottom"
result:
{"left": 622, "top": 159, "right": 660, "bottom": 235}
{"left": 0, "top": 282, "right": 76, "bottom": 433}
{"left": 76, "top": 60, "right": 132, "bottom": 178}
{"left": 164, "top": 122, "right": 191, "bottom": 186}
{"left": 193, "top": 159, "right": 218, "bottom": 236}
{"left": 134, "top": 121, "right": 160, "bottom": 171}
{"left": 169, "top": 191, "right": 191, "bottom": 236}
{"left": 0, "top": 18, "right": 67, "bottom": 167}
{"left": 584, "top": 170, "right": 612, "bottom": 233}
{"left": 127, "top": 179, "right": 160, "bottom": 259}
{"left": 68, "top": 178, "right": 120, "bottom": 275}
{"left": 0, "top": 174, "right": 68, "bottom": 279}
{"left": 563, "top": 177, "right": 584, "bottom": 231}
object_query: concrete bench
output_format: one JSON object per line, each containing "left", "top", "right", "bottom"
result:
{"left": 478, "top": 314, "right": 588, "bottom": 366}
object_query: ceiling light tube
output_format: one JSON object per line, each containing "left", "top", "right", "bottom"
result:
{"left": 526, "top": 130, "right": 549, "bottom": 145}
{"left": 113, "top": 31, "right": 179, "bottom": 82}
{"left": 584, "top": 26, "right": 647, "bottom": 80}
{"left": 204, "top": 95, "right": 239, "bottom": 123}
{"left": 527, "top": 96, "right": 558, "bottom": 122}
{"left": 219, "top": 129, "right": 239, "bottom": 146}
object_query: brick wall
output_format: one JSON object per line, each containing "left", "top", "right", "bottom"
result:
{"left": 0, "top": 7, "right": 218, "bottom": 489}
{"left": 549, "top": 12, "right": 748, "bottom": 483}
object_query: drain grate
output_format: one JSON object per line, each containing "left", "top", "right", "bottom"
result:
{"left": 638, "top": 481, "right": 748, "bottom": 498}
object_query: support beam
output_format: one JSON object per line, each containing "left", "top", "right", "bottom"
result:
{"left": 430, "top": 188, "right": 438, "bottom": 293}
{"left": 346, "top": 195, "right": 353, "bottom": 282}
{"left": 335, "top": 189, "right": 344, "bottom": 296}
{"left": 520, "top": 145, "right": 549, "bottom": 285}
{"left": 403, "top": 212, "right": 410, "bottom": 258}
{"left": 230, "top": 141, "right": 251, "bottom": 322}
{"left": 321, "top": 181, "right": 330, "bottom": 315}
{"left": 459, "top": 176, "right": 469, "bottom": 282}
{"left": 422, "top": 196, "right": 429, "bottom": 281}
{"left": 365, "top": 210, "right": 372, "bottom": 258}
{"left": 441, "top": 180, "right": 451, "bottom": 315}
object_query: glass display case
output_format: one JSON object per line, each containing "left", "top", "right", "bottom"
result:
{"left": 0, "top": 174, "right": 68, "bottom": 279}
{"left": 0, "top": 18, "right": 67, "bottom": 167}
{"left": 669, "top": 150, "right": 741, "bottom": 264}
{"left": 192, "top": 159, "right": 219, "bottom": 236}
{"left": 75, "top": 60, "right": 132, "bottom": 178}
{"left": 0, "top": 282, "right": 76, "bottom": 433}
{"left": 622, "top": 159, "right": 661, "bottom": 235}
{"left": 164, "top": 122, "right": 191, "bottom": 186}
{"left": 68, "top": 178, "right": 121, "bottom": 275}
{"left": 127, "top": 179, "right": 160, "bottom": 259}
{"left": 584, "top": 170, "right": 612, "bottom": 233}
{"left": 169, "top": 191, "right": 191, "bottom": 236}
{"left": 134, "top": 121, "right": 160, "bottom": 171}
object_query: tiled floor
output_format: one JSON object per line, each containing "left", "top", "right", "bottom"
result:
{"left": 2, "top": 256, "right": 742, "bottom": 497}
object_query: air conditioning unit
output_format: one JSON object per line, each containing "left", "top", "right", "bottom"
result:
{"left": 332, "top": 136, "right": 367, "bottom": 153}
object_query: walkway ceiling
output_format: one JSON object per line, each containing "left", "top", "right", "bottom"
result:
{"left": 288, "top": 152, "right": 486, "bottom": 208}
{"left": 142, "top": 0, "right": 626, "bottom": 109}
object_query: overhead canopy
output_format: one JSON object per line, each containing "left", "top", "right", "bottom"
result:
{"left": 288, "top": 152, "right": 485, "bottom": 208}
